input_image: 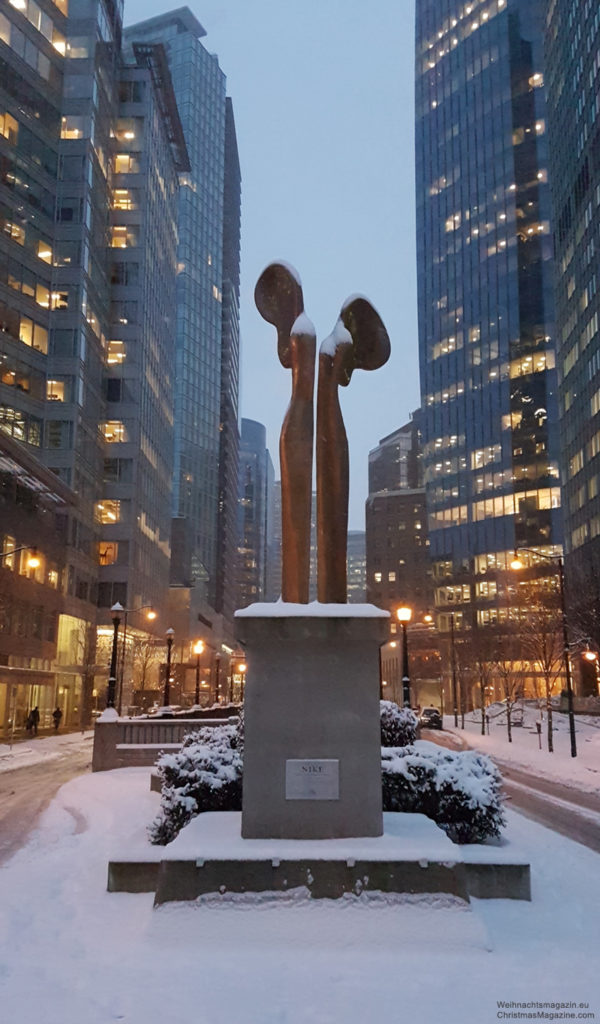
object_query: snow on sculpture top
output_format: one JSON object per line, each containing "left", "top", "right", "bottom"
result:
{"left": 255, "top": 262, "right": 390, "bottom": 604}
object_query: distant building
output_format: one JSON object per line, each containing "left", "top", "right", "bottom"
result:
{"left": 366, "top": 417, "right": 432, "bottom": 618}
{"left": 124, "top": 10, "right": 241, "bottom": 622}
{"left": 347, "top": 531, "right": 366, "bottom": 604}
{"left": 236, "top": 419, "right": 275, "bottom": 608}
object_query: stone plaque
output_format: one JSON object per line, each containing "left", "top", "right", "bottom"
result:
{"left": 285, "top": 759, "right": 339, "bottom": 801}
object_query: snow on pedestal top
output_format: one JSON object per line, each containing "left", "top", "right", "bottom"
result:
{"left": 235, "top": 601, "right": 390, "bottom": 618}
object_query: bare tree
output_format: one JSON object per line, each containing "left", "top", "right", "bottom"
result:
{"left": 517, "top": 582, "right": 563, "bottom": 753}
{"left": 132, "top": 638, "right": 161, "bottom": 695}
{"left": 491, "top": 632, "right": 522, "bottom": 744}
{"left": 469, "top": 628, "right": 498, "bottom": 736}
{"left": 76, "top": 620, "right": 97, "bottom": 731}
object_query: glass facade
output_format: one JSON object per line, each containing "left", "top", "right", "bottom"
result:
{"left": 45, "top": 0, "right": 123, "bottom": 614}
{"left": 545, "top": 0, "right": 600, "bottom": 569}
{"left": 216, "top": 98, "right": 242, "bottom": 629}
{"left": 97, "top": 45, "right": 184, "bottom": 634}
{"left": 416, "top": 0, "right": 563, "bottom": 632}
{"left": 124, "top": 11, "right": 237, "bottom": 615}
{"left": 236, "top": 418, "right": 274, "bottom": 609}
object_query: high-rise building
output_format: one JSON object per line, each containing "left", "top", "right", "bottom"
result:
{"left": 216, "top": 98, "right": 241, "bottom": 631}
{"left": 366, "top": 418, "right": 431, "bottom": 617}
{"left": 124, "top": 10, "right": 240, "bottom": 624}
{"left": 416, "top": 0, "right": 562, "bottom": 635}
{"left": 96, "top": 43, "right": 187, "bottom": 706}
{"left": 0, "top": 0, "right": 122, "bottom": 723}
{"left": 236, "top": 418, "right": 274, "bottom": 609}
{"left": 545, "top": 1, "right": 600, "bottom": 579}
{"left": 347, "top": 531, "right": 367, "bottom": 604}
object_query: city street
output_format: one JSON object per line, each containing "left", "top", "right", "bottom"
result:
{"left": 0, "top": 739, "right": 92, "bottom": 866}
{"left": 427, "top": 728, "right": 600, "bottom": 854}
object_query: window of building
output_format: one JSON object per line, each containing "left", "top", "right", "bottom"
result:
{"left": 0, "top": 112, "right": 18, "bottom": 144}
{"left": 98, "top": 542, "right": 119, "bottom": 566}
{"left": 107, "top": 340, "right": 125, "bottom": 364}
{"left": 114, "top": 153, "right": 141, "bottom": 174}
{"left": 101, "top": 420, "right": 128, "bottom": 443}
{"left": 2, "top": 534, "right": 16, "bottom": 570}
{"left": 112, "top": 189, "right": 139, "bottom": 211}
{"left": 61, "top": 116, "right": 88, "bottom": 140}
{"left": 110, "top": 226, "right": 138, "bottom": 248}
{"left": 94, "top": 500, "right": 121, "bottom": 524}
{"left": 46, "top": 379, "right": 65, "bottom": 401}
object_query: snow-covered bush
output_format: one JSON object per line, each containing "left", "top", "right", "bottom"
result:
{"left": 148, "top": 721, "right": 242, "bottom": 845}
{"left": 381, "top": 744, "right": 505, "bottom": 844}
{"left": 380, "top": 700, "right": 418, "bottom": 748}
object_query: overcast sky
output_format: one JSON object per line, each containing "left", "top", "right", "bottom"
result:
{"left": 124, "top": 0, "right": 419, "bottom": 529}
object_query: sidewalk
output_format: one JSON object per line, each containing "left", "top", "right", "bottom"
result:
{"left": 0, "top": 728, "right": 94, "bottom": 774}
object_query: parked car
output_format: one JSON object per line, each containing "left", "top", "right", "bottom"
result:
{"left": 419, "top": 707, "right": 443, "bottom": 730}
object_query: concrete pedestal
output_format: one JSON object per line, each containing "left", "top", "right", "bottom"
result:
{"left": 235, "top": 604, "right": 389, "bottom": 840}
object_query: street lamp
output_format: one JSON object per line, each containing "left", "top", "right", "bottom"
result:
{"left": 193, "top": 640, "right": 205, "bottom": 705}
{"left": 0, "top": 545, "right": 40, "bottom": 569}
{"left": 106, "top": 602, "right": 124, "bottom": 710}
{"left": 449, "top": 610, "right": 459, "bottom": 728}
{"left": 238, "top": 661, "right": 247, "bottom": 702}
{"left": 118, "top": 605, "right": 157, "bottom": 715}
{"left": 396, "top": 606, "right": 412, "bottom": 708}
{"left": 163, "top": 628, "right": 175, "bottom": 707}
{"left": 511, "top": 549, "right": 577, "bottom": 758}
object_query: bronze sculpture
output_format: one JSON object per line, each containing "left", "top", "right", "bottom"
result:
{"left": 255, "top": 265, "right": 390, "bottom": 604}
{"left": 255, "top": 263, "right": 315, "bottom": 603}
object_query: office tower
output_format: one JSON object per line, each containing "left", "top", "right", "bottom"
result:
{"left": 416, "top": 0, "right": 562, "bottom": 635}
{"left": 366, "top": 418, "right": 431, "bottom": 617}
{"left": 216, "top": 99, "right": 241, "bottom": 632}
{"left": 0, "top": 0, "right": 119, "bottom": 725}
{"left": 236, "top": 418, "right": 274, "bottom": 609}
{"left": 545, "top": 2, "right": 600, "bottom": 579}
{"left": 124, "top": 9, "right": 240, "bottom": 624}
{"left": 347, "top": 531, "right": 367, "bottom": 603}
{"left": 46, "top": 0, "right": 123, "bottom": 613}
{"left": 96, "top": 43, "right": 186, "bottom": 707}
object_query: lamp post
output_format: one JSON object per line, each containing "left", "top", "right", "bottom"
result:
{"left": 106, "top": 602, "right": 124, "bottom": 710}
{"left": 118, "top": 605, "right": 157, "bottom": 714}
{"left": 193, "top": 640, "right": 204, "bottom": 705}
{"left": 0, "top": 545, "right": 40, "bottom": 569}
{"left": 511, "top": 550, "right": 577, "bottom": 758}
{"left": 450, "top": 610, "right": 459, "bottom": 728}
{"left": 238, "top": 661, "right": 247, "bottom": 702}
{"left": 163, "top": 628, "right": 175, "bottom": 707}
{"left": 396, "top": 606, "right": 412, "bottom": 708}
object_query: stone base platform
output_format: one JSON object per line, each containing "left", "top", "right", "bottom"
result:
{"left": 107, "top": 812, "right": 531, "bottom": 905}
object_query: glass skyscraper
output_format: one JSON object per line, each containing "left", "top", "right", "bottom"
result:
{"left": 545, "top": 0, "right": 600, "bottom": 579}
{"left": 416, "top": 0, "right": 562, "bottom": 635}
{"left": 124, "top": 10, "right": 240, "bottom": 621}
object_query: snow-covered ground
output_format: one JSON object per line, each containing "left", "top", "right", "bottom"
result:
{"left": 444, "top": 705, "right": 600, "bottom": 793}
{"left": 1, "top": 766, "right": 599, "bottom": 1024}
{"left": 0, "top": 729, "right": 94, "bottom": 774}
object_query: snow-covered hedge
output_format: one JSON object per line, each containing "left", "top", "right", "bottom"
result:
{"left": 148, "top": 722, "right": 243, "bottom": 845}
{"left": 382, "top": 744, "right": 505, "bottom": 844}
{"left": 380, "top": 700, "right": 418, "bottom": 747}
{"left": 149, "top": 710, "right": 505, "bottom": 847}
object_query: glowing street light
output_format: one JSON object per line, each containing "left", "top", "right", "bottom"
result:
{"left": 396, "top": 606, "right": 413, "bottom": 708}
{"left": 238, "top": 661, "right": 247, "bottom": 701}
{"left": 194, "top": 639, "right": 205, "bottom": 705}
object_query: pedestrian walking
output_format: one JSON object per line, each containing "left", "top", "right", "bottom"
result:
{"left": 30, "top": 706, "right": 40, "bottom": 736}
{"left": 52, "top": 706, "right": 63, "bottom": 731}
